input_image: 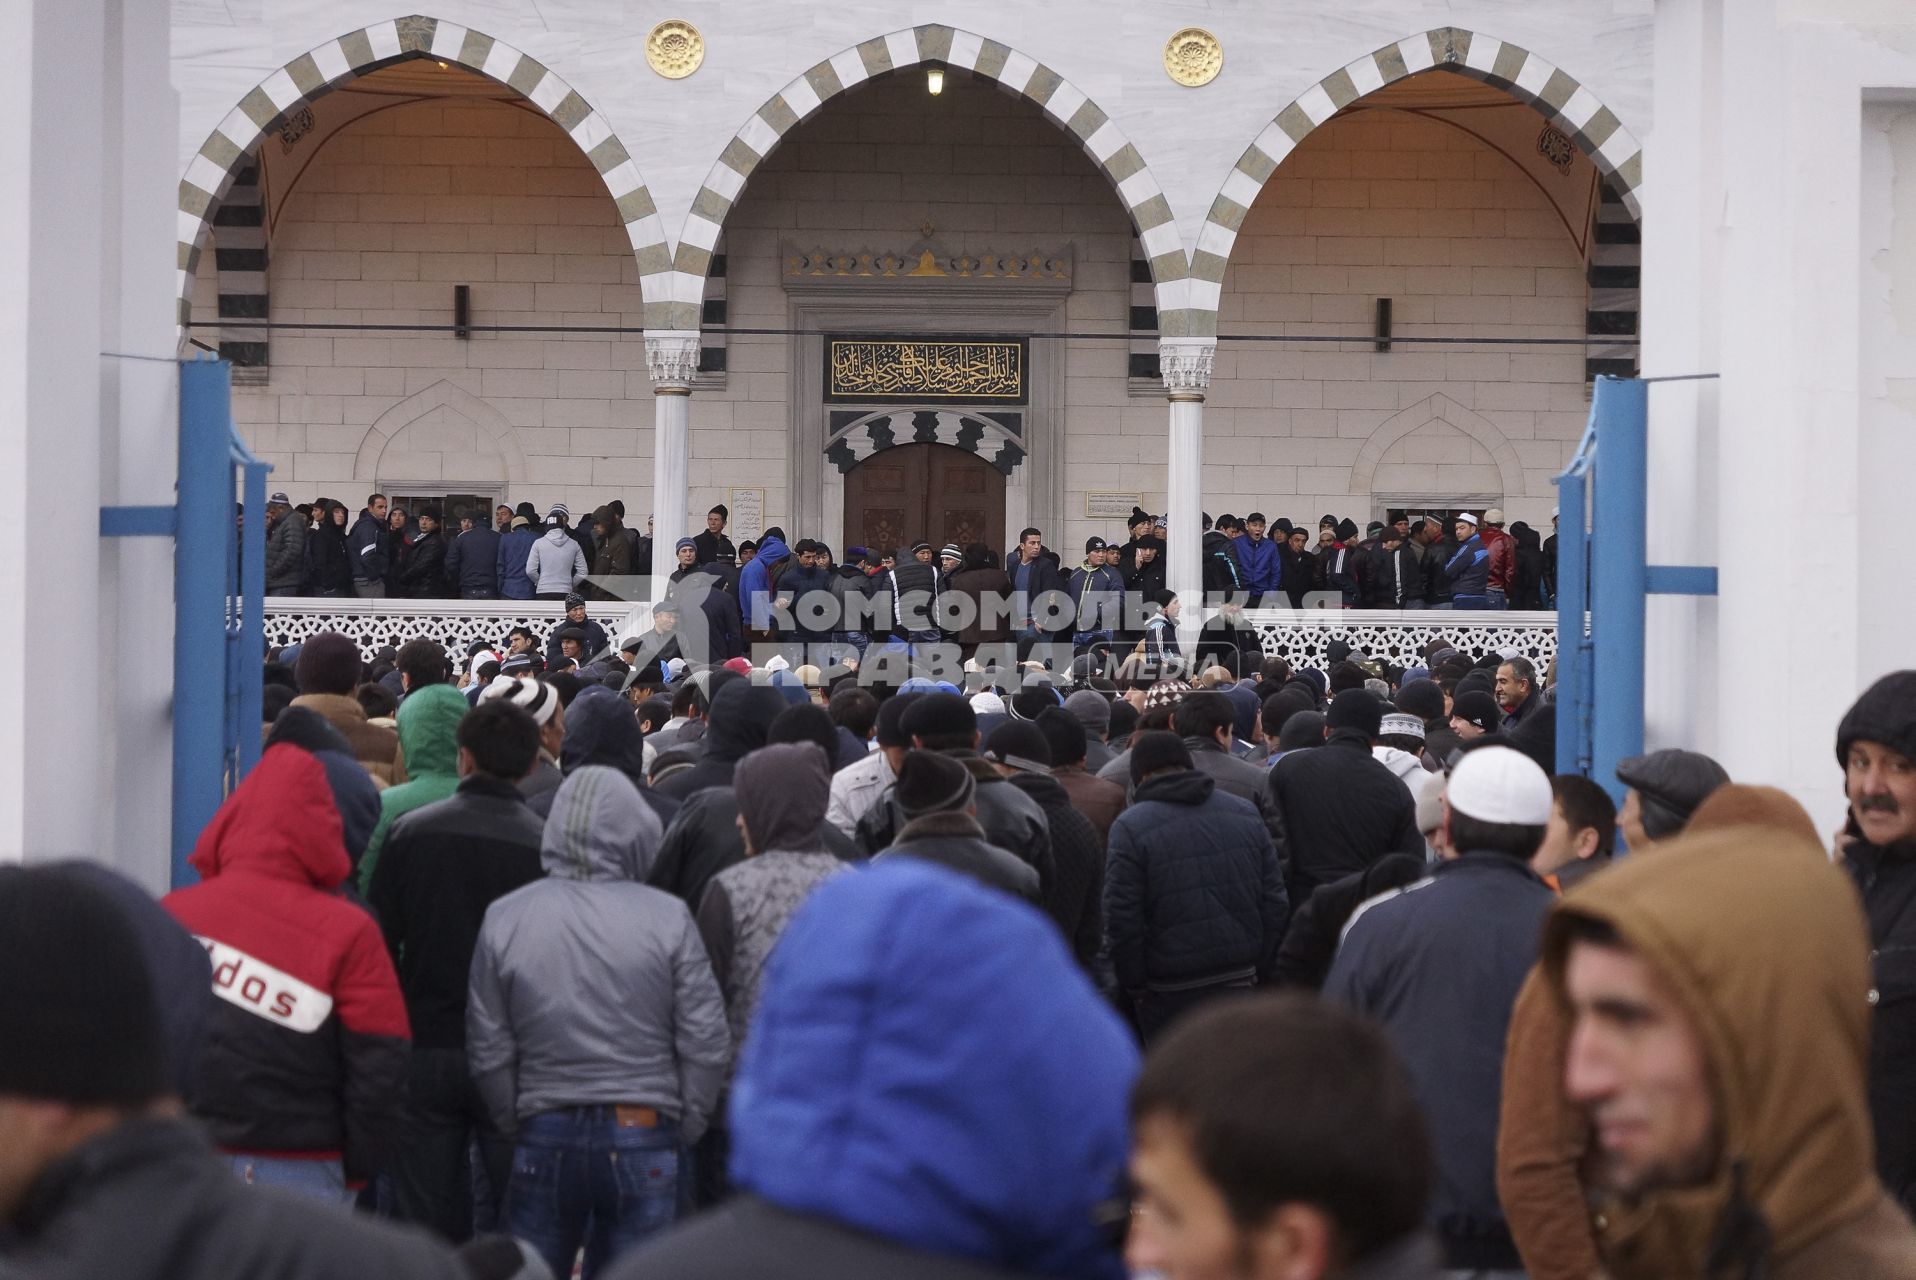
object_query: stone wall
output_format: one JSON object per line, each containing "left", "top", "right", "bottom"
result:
{"left": 1204, "top": 105, "right": 1587, "bottom": 531}
{"left": 197, "top": 93, "right": 650, "bottom": 517}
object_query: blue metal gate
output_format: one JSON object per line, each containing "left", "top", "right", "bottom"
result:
{"left": 102, "top": 357, "right": 269, "bottom": 885}
{"left": 1553, "top": 375, "right": 1718, "bottom": 801}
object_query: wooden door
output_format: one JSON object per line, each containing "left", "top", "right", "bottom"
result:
{"left": 844, "top": 443, "right": 1004, "bottom": 557}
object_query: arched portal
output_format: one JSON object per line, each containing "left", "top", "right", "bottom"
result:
{"left": 175, "top": 15, "right": 661, "bottom": 330}
{"left": 1188, "top": 27, "right": 1644, "bottom": 337}
{"left": 657, "top": 25, "right": 1192, "bottom": 334}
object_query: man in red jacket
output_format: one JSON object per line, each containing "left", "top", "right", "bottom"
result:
{"left": 163, "top": 744, "right": 411, "bottom": 1204}
{"left": 1479, "top": 508, "right": 1517, "bottom": 609}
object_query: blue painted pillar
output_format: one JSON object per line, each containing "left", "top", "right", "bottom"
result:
{"left": 174, "top": 358, "right": 232, "bottom": 884}
{"left": 1588, "top": 376, "right": 1649, "bottom": 803}
{"left": 1553, "top": 466, "right": 1589, "bottom": 775}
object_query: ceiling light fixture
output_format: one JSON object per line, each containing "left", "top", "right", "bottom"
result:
{"left": 926, "top": 67, "right": 944, "bottom": 95}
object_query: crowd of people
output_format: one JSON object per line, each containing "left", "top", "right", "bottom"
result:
{"left": 259, "top": 495, "right": 1561, "bottom": 615}
{"left": 7, "top": 599, "right": 1916, "bottom": 1280}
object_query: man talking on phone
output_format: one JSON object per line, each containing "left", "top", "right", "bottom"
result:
{"left": 1838, "top": 670, "right": 1916, "bottom": 1214}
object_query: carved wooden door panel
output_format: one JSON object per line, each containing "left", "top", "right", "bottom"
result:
{"left": 844, "top": 442, "right": 1004, "bottom": 557}
{"left": 927, "top": 446, "right": 1004, "bottom": 555}
{"left": 844, "top": 446, "right": 925, "bottom": 558}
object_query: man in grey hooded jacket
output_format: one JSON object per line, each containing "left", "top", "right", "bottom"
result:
{"left": 468, "top": 764, "right": 730, "bottom": 1279}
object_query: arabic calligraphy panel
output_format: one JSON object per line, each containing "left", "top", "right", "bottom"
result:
{"left": 825, "top": 335, "right": 1029, "bottom": 405}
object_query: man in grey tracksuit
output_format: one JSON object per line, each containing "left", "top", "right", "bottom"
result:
{"left": 467, "top": 764, "right": 730, "bottom": 1279}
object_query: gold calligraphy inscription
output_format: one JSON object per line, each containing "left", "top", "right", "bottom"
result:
{"left": 827, "top": 338, "right": 1026, "bottom": 402}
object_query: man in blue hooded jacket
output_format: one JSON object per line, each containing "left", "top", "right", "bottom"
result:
{"left": 737, "top": 529, "right": 791, "bottom": 644}
{"left": 611, "top": 858, "right": 1138, "bottom": 1280}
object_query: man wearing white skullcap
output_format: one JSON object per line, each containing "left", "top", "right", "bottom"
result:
{"left": 1323, "top": 744, "right": 1556, "bottom": 1274}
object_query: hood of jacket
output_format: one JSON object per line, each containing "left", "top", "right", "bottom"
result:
{"left": 752, "top": 535, "right": 791, "bottom": 569}
{"left": 396, "top": 683, "right": 467, "bottom": 778}
{"left": 188, "top": 744, "right": 350, "bottom": 889}
{"left": 1371, "top": 745, "right": 1426, "bottom": 782}
{"left": 1133, "top": 768, "right": 1217, "bottom": 807}
{"left": 559, "top": 685, "right": 647, "bottom": 782}
{"left": 541, "top": 764, "right": 664, "bottom": 881}
{"left": 1541, "top": 827, "right": 1878, "bottom": 1278}
{"left": 541, "top": 526, "right": 573, "bottom": 547}
{"left": 730, "top": 858, "right": 1138, "bottom": 1280}
{"left": 705, "top": 681, "right": 788, "bottom": 764}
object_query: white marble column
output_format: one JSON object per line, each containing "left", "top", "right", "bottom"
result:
{"left": 1161, "top": 338, "right": 1214, "bottom": 645}
{"left": 645, "top": 330, "right": 698, "bottom": 602}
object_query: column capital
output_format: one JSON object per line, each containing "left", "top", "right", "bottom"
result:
{"left": 1159, "top": 338, "right": 1216, "bottom": 398}
{"left": 644, "top": 329, "right": 701, "bottom": 392}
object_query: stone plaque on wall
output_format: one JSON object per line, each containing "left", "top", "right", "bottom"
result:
{"left": 825, "top": 336, "right": 1028, "bottom": 405}
{"left": 728, "top": 487, "right": 765, "bottom": 541}
{"left": 1085, "top": 492, "right": 1145, "bottom": 520}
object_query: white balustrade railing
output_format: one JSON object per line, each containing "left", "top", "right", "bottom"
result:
{"left": 1239, "top": 608, "right": 1555, "bottom": 670}
{"left": 262, "top": 598, "right": 644, "bottom": 661}
{"left": 265, "top": 597, "right": 1555, "bottom": 671}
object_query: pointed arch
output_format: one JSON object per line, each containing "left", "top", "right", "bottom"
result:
{"left": 656, "top": 26, "right": 1193, "bottom": 335}
{"left": 353, "top": 379, "right": 528, "bottom": 485}
{"left": 1350, "top": 393, "right": 1525, "bottom": 500}
{"left": 826, "top": 408, "right": 1025, "bottom": 475}
{"left": 176, "top": 16, "right": 661, "bottom": 330}
{"left": 1189, "top": 28, "right": 1645, "bottom": 338}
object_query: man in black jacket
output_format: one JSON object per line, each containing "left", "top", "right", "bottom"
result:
{"left": 1104, "top": 732, "right": 1289, "bottom": 1042}
{"left": 443, "top": 512, "right": 500, "bottom": 600}
{"left": 983, "top": 721, "right": 1103, "bottom": 972}
{"left": 854, "top": 694, "right": 1057, "bottom": 910}
{"left": 348, "top": 493, "right": 390, "bottom": 598}
{"left": 1267, "top": 689, "right": 1424, "bottom": 908}
{"left": 0, "top": 867, "right": 471, "bottom": 1280}
{"left": 1007, "top": 526, "right": 1069, "bottom": 661}
{"left": 394, "top": 505, "right": 449, "bottom": 599}
{"left": 367, "top": 701, "right": 547, "bottom": 1243}
{"left": 1838, "top": 671, "right": 1916, "bottom": 1213}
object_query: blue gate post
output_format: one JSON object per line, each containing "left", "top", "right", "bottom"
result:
{"left": 1553, "top": 465, "right": 1590, "bottom": 775}
{"left": 174, "top": 358, "right": 232, "bottom": 883}
{"left": 1587, "top": 376, "right": 1649, "bottom": 804}
{"left": 234, "top": 452, "right": 267, "bottom": 779}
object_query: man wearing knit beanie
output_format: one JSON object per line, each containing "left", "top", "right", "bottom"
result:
{"left": 1104, "top": 730, "right": 1286, "bottom": 1041}
{"left": 1268, "top": 689, "right": 1424, "bottom": 908}
{"left": 290, "top": 630, "right": 403, "bottom": 786}
{"left": 1836, "top": 670, "right": 1916, "bottom": 1212}
{"left": 985, "top": 722, "right": 1105, "bottom": 971}
{"left": 853, "top": 695, "right": 1056, "bottom": 917}
{"left": 0, "top": 867, "right": 469, "bottom": 1280}
{"left": 1064, "top": 688, "right": 1116, "bottom": 771}
{"left": 1039, "top": 706, "right": 1127, "bottom": 850}
{"left": 873, "top": 751, "right": 1039, "bottom": 904}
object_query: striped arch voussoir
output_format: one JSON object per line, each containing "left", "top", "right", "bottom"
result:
{"left": 824, "top": 410, "right": 1026, "bottom": 476}
{"left": 1189, "top": 26, "right": 1646, "bottom": 339}
{"left": 656, "top": 24, "right": 1191, "bottom": 334}
{"left": 175, "top": 16, "right": 663, "bottom": 335}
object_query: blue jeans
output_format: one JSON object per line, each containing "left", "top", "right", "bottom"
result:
{"left": 227, "top": 1153, "right": 354, "bottom": 1208}
{"left": 1485, "top": 588, "right": 1508, "bottom": 609}
{"left": 505, "top": 1106, "right": 684, "bottom": 1280}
